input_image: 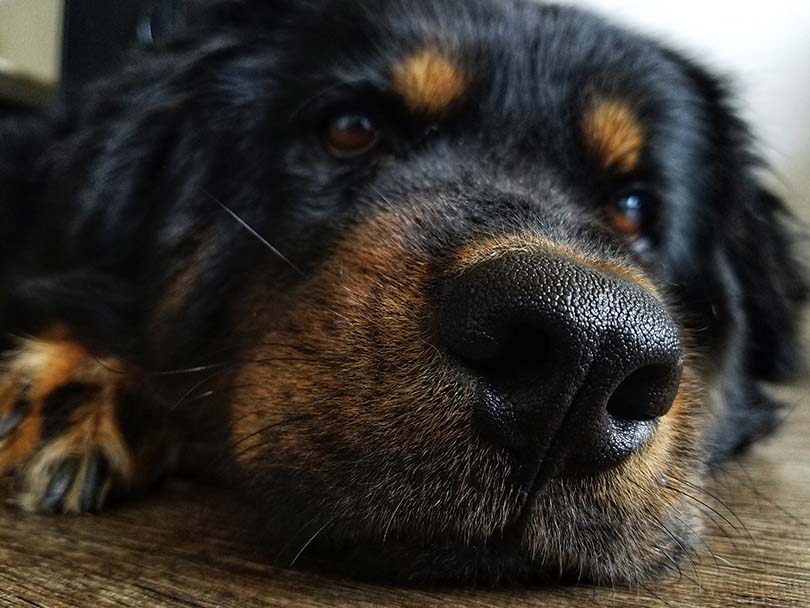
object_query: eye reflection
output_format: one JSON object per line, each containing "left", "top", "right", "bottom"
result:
{"left": 607, "top": 191, "right": 647, "bottom": 238}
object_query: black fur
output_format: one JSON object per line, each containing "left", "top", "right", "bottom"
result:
{"left": 0, "top": 0, "right": 806, "bottom": 585}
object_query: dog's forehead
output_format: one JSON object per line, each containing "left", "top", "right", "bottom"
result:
{"left": 271, "top": 0, "right": 707, "bottom": 214}
{"left": 291, "top": 1, "right": 662, "bottom": 106}
{"left": 279, "top": 0, "right": 689, "bottom": 161}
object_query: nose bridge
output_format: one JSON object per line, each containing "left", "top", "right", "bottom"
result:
{"left": 373, "top": 148, "right": 576, "bottom": 236}
{"left": 441, "top": 251, "right": 676, "bottom": 372}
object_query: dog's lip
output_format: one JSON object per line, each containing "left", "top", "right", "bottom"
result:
{"left": 494, "top": 417, "right": 657, "bottom": 536}
{"left": 505, "top": 446, "right": 565, "bottom": 525}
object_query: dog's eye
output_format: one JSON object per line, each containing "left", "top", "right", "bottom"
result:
{"left": 607, "top": 191, "right": 648, "bottom": 238}
{"left": 324, "top": 113, "right": 381, "bottom": 159}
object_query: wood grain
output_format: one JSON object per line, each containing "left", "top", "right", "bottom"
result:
{"left": 0, "top": 382, "right": 807, "bottom": 607}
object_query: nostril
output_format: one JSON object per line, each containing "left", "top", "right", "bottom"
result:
{"left": 606, "top": 361, "right": 682, "bottom": 422}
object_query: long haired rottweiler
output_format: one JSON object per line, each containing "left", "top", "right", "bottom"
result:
{"left": 0, "top": 0, "right": 807, "bottom": 586}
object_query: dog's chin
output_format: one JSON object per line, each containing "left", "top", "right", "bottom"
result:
{"left": 243, "top": 463, "right": 704, "bottom": 587}
{"left": 281, "top": 492, "right": 703, "bottom": 587}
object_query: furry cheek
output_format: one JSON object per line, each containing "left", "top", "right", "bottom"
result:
{"left": 224, "top": 208, "right": 708, "bottom": 581}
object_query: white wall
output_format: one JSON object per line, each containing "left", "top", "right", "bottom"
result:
{"left": 0, "top": 0, "right": 63, "bottom": 85}
{"left": 565, "top": 0, "right": 810, "bottom": 222}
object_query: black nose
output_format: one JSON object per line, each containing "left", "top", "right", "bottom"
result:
{"left": 439, "top": 253, "right": 683, "bottom": 476}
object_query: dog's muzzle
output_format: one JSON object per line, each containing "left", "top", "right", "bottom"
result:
{"left": 438, "top": 252, "right": 683, "bottom": 482}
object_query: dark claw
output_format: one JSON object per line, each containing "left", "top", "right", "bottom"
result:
{"left": 42, "top": 458, "right": 79, "bottom": 513}
{"left": 80, "top": 452, "right": 111, "bottom": 513}
{"left": 0, "top": 394, "right": 31, "bottom": 441}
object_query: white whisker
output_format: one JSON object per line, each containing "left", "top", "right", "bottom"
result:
{"left": 203, "top": 189, "right": 304, "bottom": 276}
{"left": 290, "top": 516, "right": 337, "bottom": 567}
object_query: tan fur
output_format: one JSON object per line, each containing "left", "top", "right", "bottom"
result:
{"left": 16, "top": 402, "right": 132, "bottom": 513}
{"left": 392, "top": 48, "right": 467, "bottom": 113}
{"left": 0, "top": 333, "right": 136, "bottom": 513}
{"left": 582, "top": 99, "right": 645, "bottom": 173}
{"left": 610, "top": 365, "right": 705, "bottom": 508}
{"left": 0, "top": 373, "right": 41, "bottom": 476}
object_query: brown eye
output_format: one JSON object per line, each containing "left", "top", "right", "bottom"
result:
{"left": 607, "top": 191, "right": 647, "bottom": 238}
{"left": 324, "top": 113, "right": 381, "bottom": 159}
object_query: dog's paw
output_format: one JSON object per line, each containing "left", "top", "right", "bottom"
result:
{"left": 0, "top": 335, "right": 134, "bottom": 514}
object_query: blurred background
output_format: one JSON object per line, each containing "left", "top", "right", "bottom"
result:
{"left": 1, "top": 0, "right": 808, "bottom": 224}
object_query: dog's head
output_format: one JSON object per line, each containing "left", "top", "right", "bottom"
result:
{"left": 29, "top": 0, "right": 808, "bottom": 585}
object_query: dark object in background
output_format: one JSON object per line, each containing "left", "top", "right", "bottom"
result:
{"left": 62, "top": 0, "right": 191, "bottom": 107}
{"left": 0, "top": 99, "right": 35, "bottom": 117}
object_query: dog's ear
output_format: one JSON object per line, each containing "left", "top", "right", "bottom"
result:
{"left": 728, "top": 186, "right": 808, "bottom": 381}
{"left": 665, "top": 49, "right": 808, "bottom": 381}
{"left": 664, "top": 50, "right": 808, "bottom": 459}
{"left": 711, "top": 182, "right": 807, "bottom": 457}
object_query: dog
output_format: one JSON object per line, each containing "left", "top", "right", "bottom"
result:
{"left": 0, "top": 0, "right": 807, "bottom": 586}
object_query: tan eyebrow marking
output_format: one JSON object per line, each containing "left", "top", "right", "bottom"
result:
{"left": 582, "top": 99, "right": 645, "bottom": 173}
{"left": 392, "top": 48, "right": 467, "bottom": 113}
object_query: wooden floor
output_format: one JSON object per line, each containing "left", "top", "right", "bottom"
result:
{"left": 1, "top": 378, "right": 808, "bottom": 607}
